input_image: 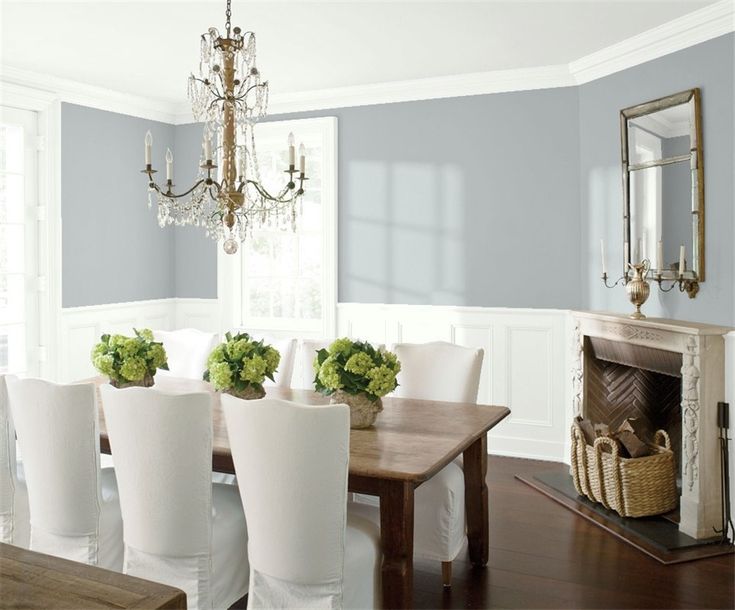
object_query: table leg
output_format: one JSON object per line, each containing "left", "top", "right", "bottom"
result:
{"left": 379, "top": 479, "right": 414, "bottom": 609}
{"left": 464, "top": 434, "right": 488, "bottom": 567}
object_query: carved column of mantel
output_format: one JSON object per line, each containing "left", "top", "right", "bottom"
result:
{"left": 570, "top": 311, "right": 730, "bottom": 540}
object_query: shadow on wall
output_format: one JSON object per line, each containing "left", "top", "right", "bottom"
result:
{"left": 343, "top": 160, "right": 466, "bottom": 305}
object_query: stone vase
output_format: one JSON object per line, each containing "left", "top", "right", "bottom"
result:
{"left": 109, "top": 372, "right": 155, "bottom": 389}
{"left": 225, "top": 385, "right": 266, "bottom": 400}
{"left": 330, "top": 390, "right": 383, "bottom": 429}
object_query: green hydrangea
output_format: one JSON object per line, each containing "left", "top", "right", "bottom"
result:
{"left": 137, "top": 328, "right": 154, "bottom": 341}
{"left": 328, "top": 338, "right": 353, "bottom": 356}
{"left": 93, "top": 353, "right": 115, "bottom": 377}
{"left": 264, "top": 346, "right": 280, "bottom": 374}
{"left": 120, "top": 356, "right": 147, "bottom": 381}
{"left": 345, "top": 352, "right": 374, "bottom": 376}
{"left": 318, "top": 357, "right": 344, "bottom": 390}
{"left": 366, "top": 365, "right": 398, "bottom": 397}
{"left": 240, "top": 354, "right": 267, "bottom": 384}
{"left": 380, "top": 349, "right": 401, "bottom": 373}
{"left": 148, "top": 343, "right": 167, "bottom": 369}
{"left": 226, "top": 338, "right": 251, "bottom": 361}
{"left": 209, "top": 362, "right": 233, "bottom": 390}
{"left": 208, "top": 344, "right": 227, "bottom": 367}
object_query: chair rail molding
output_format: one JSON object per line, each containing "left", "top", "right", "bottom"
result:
{"left": 337, "top": 303, "right": 572, "bottom": 462}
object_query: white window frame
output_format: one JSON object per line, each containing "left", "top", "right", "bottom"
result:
{"left": 0, "top": 83, "right": 62, "bottom": 380}
{"left": 217, "top": 116, "right": 337, "bottom": 339}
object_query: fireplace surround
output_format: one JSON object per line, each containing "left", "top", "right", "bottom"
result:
{"left": 571, "top": 311, "right": 730, "bottom": 539}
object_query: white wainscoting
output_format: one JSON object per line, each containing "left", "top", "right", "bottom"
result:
{"left": 58, "top": 298, "right": 219, "bottom": 383}
{"left": 337, "top": 303, "right": 572, "bottom": 461}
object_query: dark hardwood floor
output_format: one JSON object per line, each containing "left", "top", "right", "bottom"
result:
{"left": 412, "top": 456, "right": 734, "bottom": 610}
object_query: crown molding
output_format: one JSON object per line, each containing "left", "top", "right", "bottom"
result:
{"left": 569, "top": 0, "right": 735, "bottom": 84}
{"left": 2, "top": 0, "right": 733, "bottom": 124}
{"left": 0, "top": 65, "right": 180, "bottom": 124}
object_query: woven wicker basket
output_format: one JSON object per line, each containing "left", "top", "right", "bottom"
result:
{"left": 571, "top": 422, "right": 678, "bottom": 517}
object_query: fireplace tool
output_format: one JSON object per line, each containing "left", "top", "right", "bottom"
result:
{"left": 714, "top": 401, "right": 734, "bottom": 544}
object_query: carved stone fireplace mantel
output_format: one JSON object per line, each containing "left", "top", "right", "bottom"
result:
{"left": 571, "top": 311, "right": 731, "bottom": 539}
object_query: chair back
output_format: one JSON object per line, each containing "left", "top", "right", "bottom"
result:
{"left": 223, "top": 396, "right": 350, "bottom": 607}
{"left": 153, "top": 329, "right": 218, "bottom": 380}
{"left": 99, "top": 386, "right": 212, "bottom": 556}
{"left": 0, "top": 375, "right": 18, "bottom": 543}
{"left": 100, "top": 386, "right": 215, "bottom": 608}
{"left": 296, "top": 339, "right": 329, "bottom": 389}
{"left": 393, "top": 341, "right": 484, "bottom": 403}
{"left": 6, "top": 378, "right": 103, "bottom": 563}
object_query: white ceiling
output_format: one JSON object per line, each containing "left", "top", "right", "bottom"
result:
{"left": 0, "top": 1, "right": 720, "bottom": 103}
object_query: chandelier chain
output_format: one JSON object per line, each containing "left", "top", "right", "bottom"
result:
{"left": 225, "top": 0, "right": 232, "bottom": 37}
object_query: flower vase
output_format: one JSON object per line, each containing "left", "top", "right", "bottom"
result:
{"left": 226, "top": 385, "right": 266, "bottom": 400}
{"left": 109, "top": 373, "right": 155, "bottom": 389}
{"left": 330, "top": 390, "right": 383, "bottom": 429}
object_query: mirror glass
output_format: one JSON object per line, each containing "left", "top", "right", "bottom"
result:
{"left": 622, "top": 90, "right": 703, "bottom": 281}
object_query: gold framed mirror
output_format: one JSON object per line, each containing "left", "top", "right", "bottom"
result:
{"left": 620, "top": 89, "right": 704, "bottom": 295}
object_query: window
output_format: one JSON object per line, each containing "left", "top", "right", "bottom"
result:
{"left": 0, "top": 106, "right": 40, "bottom": 375}
{"left": 219, "top": 117, "right": 337, "bottom": 338}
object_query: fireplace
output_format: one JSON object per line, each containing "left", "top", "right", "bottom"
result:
{"left": 571, "top": 311, "right": 730, "bottom": 540}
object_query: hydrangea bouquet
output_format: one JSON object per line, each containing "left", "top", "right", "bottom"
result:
{"left": 92, "top": 328, "right": 168, "bottom": 388}
{"left": 313, "top": 338, "right": 401, "bottom": 428}
{"left": 203, "top": 332, "right": 281, "bottom": 400}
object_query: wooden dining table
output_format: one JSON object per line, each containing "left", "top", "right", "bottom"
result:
{"left": 92, "top": 376, "right": 510, "bottom": 609}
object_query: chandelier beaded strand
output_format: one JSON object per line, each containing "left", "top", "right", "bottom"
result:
{"left": 141, "top": 0, "right": 306, "bottom": 254}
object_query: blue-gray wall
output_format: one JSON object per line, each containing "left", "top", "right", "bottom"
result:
{"left": 61, "top": 103, "right": 175, "bottom": 307}
{"left": 60, "top": 34, "right": 734, "bottom": 324}
{"left": 579, "top": 33, "right": 734, "bottom": 326}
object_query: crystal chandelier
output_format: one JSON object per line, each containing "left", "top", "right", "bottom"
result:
{"left": 142, "top": 0, "right": 306, "bottom": 254}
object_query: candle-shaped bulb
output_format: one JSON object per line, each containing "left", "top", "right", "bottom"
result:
{"left": 144, "top": 130, "right": 153, "bottom": 165}
{"left": 288, "top": 132, "right": 295, "bottom": 167}
{"left": 166, "top": 148, "right": 173, "bottom": 181}
{"left": 600, "top": 239, "right": 607, "bottom": 276}
{"left": 298, "top": 143, "right": 306, "bottom": 174}
{"left": 679, "top": 245, "right": 686, "bottom": 276}
{"left": 204, "top": 135, "right": 212, "bottom": 162}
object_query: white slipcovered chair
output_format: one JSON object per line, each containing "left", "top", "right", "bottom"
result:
{"left": 296, "top": 339, "right": 329, "bottom": 389}
{"left": 0, "top": 375, "right": 29, "bottom": 548}
{"left": 100, "top": 386, "right": 249, "bottom": 610}
{"left": 153, "top": 328, "right": 219, "bottom": 380}
{"left": 351, "top": 341, "right": 484, "bottom": 588}
{"left": 6, "top": 378, "right": 123, "bottom": 570}
{"left": 222, "top": 395, "right": 381, "bottom": 609}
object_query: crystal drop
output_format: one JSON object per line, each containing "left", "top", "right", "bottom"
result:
{"left": 223, "top": 237, "right": 239, "bottom": 255}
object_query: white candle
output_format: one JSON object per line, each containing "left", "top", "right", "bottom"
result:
{"left": 165, "top": 148, "right": 173, "bottom": 181}
{"left": 144, "top": 130, "right": 152, "bottom": 165}
{"left": 624, "top": 241, "right": 630, "bottom": 269}
{"left": 204, "top": 135, "right": 212, "bottom": 161}
{"left": 288, "top": 132, "right": 295, "bottom": 167}
{"left": 635, "top": 238, "right": 642, "bottom": 263}
{"left": 641, "top": 234, "right": 648, "bottom": 263}
{"left": 600, "top": 239, "right": 607, "bottom": 276}
{"left": 657, "top": 240, "right": 664, "bottom": 271}
{"left": 298, "top": 143, "right": 306, "bottom": 174}
{"left": 679, "top": 245, "right": 686, "bottom": 275}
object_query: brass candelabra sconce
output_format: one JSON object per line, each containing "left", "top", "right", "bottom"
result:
{"left": 601, "top": 245, "right": 700, "bottom": 320}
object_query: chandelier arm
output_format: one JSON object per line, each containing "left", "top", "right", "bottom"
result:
{"left": 235, "top": 83, "right": 267, "bottom": 103}
{"left": 149, "top": 178, "right": 221, "bottom": 199}
{"left": 245, "top": 179, "right": 295, "bottom": 202}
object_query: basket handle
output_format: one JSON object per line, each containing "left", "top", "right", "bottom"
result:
{"left": 653, "top": 429, "right": 671, "bottom": 450}
{"left": 594, "top": 436, "right": 624, "bottom": 512}
{"left": 571, "top": 424, "right": 590, "bottom": 496}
